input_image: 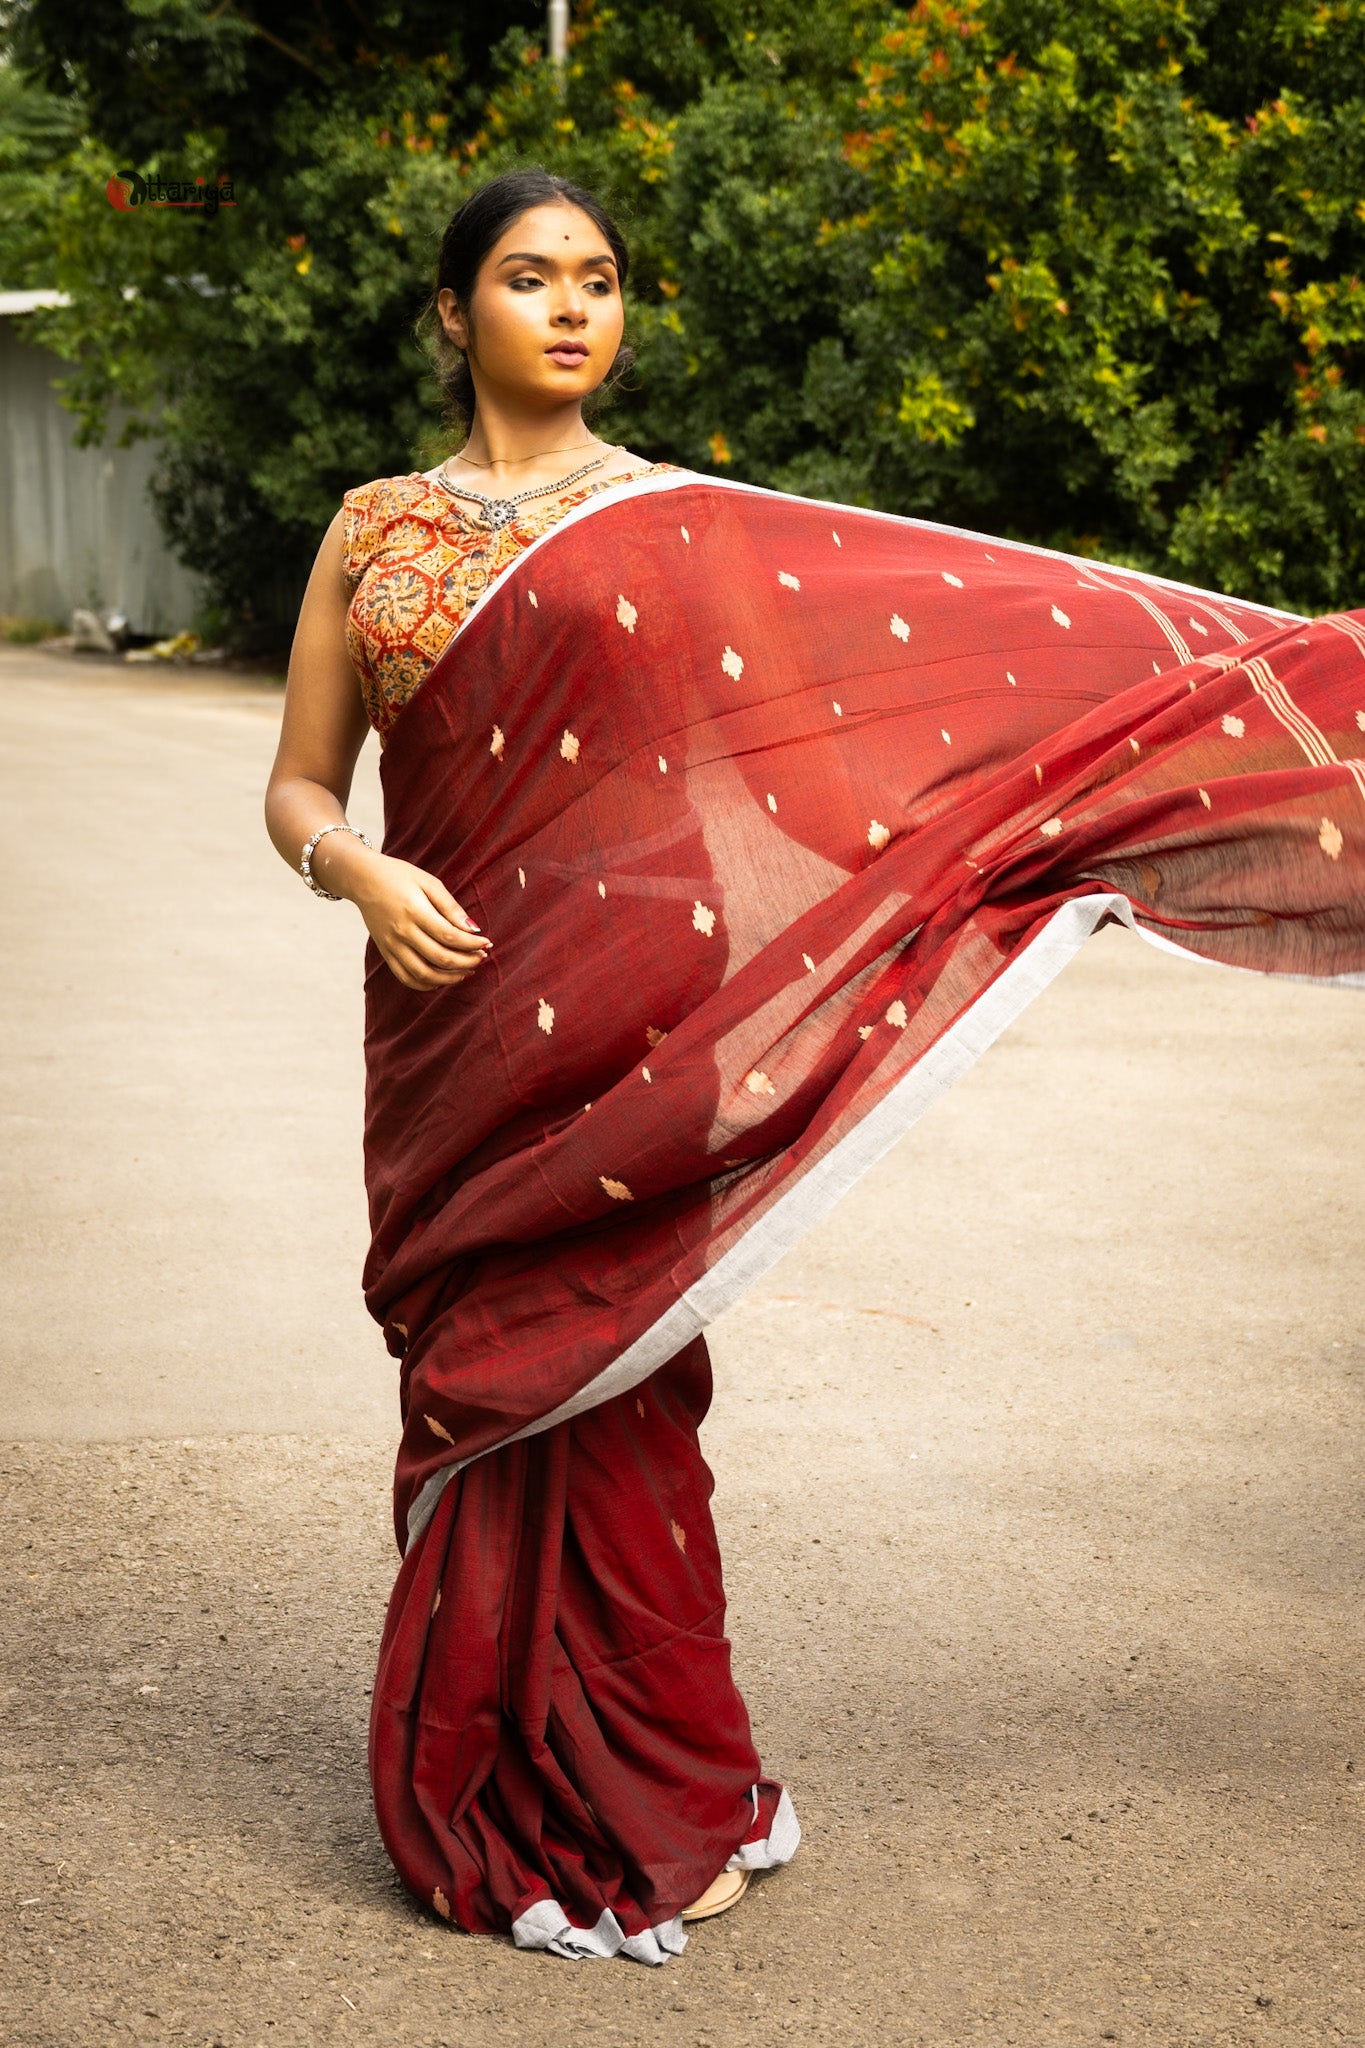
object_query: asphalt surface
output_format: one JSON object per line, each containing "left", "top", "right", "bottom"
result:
{"left": 2, "top": 645, "right": 1362, "bottom": 2048}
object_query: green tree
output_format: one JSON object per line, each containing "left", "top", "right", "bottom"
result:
{"left": 1, "top": 0, "right": 1361, "bottom": 633}
{"left": 0, "top": 0, "right": 544, "bottom": 640}
{"left": 811, "top": 0, "right": 1365, "bottom": 608}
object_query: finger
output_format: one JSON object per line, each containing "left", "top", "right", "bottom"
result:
{"left": 396, "top": 936, "right": 481, "bottom": 983}
{"left": 407, "top": 901, "right": 491, "bottom": 956}
{"left": 378, "top": 936, "right": 466, "bottom": 990}
{"left": 403, "top": 924, "right": 489, "bottom": 972}
{"left": 380, "top": 948, "right": 426, "bottom": 991}
{"left": 422, "top": 875, "right": 484, "bottom": 936}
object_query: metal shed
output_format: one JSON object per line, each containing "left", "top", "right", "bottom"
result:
{"left": 0, "top": 291, "right": 202, "bottom": 635}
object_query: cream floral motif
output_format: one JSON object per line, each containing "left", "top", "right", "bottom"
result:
{"left": 645, "top": 1024, "right": 667, "bottom": 1047}
{"left": 433, "top": 1888, "right": 452, "bottom": 1920}
{"left": 1007, "top": 671, "right": 1018, "bottom": 686}
{"left": 941, "top": 729, "right": 951, "bottom": 744}
{"left": 767, "top": 793, "right": 778, "bottom": 812}
{"left": 411, "top": 612, "right": 454, "bottom": 666}
{"left": 642, "top": 1067, "right": 652, "bottom": 1082}
{"left": 680, "top": 526, "right": 690, "bottom": 543}
{"left": 857, "top": 1024, "right": 874, "bottom": 1040}
{"left": 600, "top": 1176, "right": 634, "bottom": 1201}
{"left": 693, "top": 901, "right": 717, "bottom": 936}
{"left": 658, "top": 755, "right": 668, "bottom": 773}
{"left": 1222, "top": 713, "right": 1246, "bottom": 737}
{"left": 832, "top": 531, "right": 842, "bottom": 546}
{"left": 490, "top": 725, "right": 505, "bottom": 759}
{"left": 425, "top": 1414, "right": 456, "bottom": 1444}
{"left": 868, "top": 820, "right": 891, "bottom": 851}
{"left": 890, "top": 614, "right": 910, "bottom": 642}
{"left": 942, "top": 572, "right": 964, "bottom": 588}
{"left": 803, "top": 953, "right": 816, "bottom": 972}
{"left": 597, "top": 881, "right": 606, "bottom": 897}
{"left": 745, "top": 1069, "right": 776, "bottom": 1096}
{"left": 778, "top": 571, "right": 801, "bottom": 590}
{"left": 616, "top": 594, "right": 638, "bottom": 633}
{"left": 1189, "top": 618, "right": 1209, "bottom": 636}
{"left": 1040, "top": 817, "right": 1064, "bottom": 837}
{"left": 1319, "top": 817, "right": 1344, "bottom": 860}
{"left": 560, "top": 730, "right": 581, "bottom": 763}
{"left": 721, "top": 645, "right": 744, "bottom": 680}
{"left": 537, "top": 999, "right": 555, "bottom": 1035}
{"left": 341, "top": 465, "right": 676, "bottom": 736}
{"left": 1051, "top": 605, "right": 1072, "bottom": 629}
{"left": 1199, "top": 788, "right": 1212, "bottom": 808}
{"left": 833, "top": 701, "right": 843, "bottom": 716}
{"left": 885, "top": 1000, "right": 908, "bottom": 1028}
{"left": 528, "top": 591, "right": 538, "bottom": 608}
{"left": 1357, "top": 710, "right": 1365, "bottom": 731}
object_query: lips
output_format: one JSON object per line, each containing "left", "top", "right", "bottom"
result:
{"left": 546, "top": 342, "right": 589, "bottom": 364}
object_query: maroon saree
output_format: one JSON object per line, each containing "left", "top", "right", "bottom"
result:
{"left": 364, "top": 473, "right": 1364, "bottom": 1956}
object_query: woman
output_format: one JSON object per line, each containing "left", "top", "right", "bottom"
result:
{"left": 266, "top": 170, "right": 1364, "bottom": 1963}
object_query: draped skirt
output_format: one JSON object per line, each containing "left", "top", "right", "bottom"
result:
{"left": 368, "top": 1335, "right": 798, "bottom": 1961}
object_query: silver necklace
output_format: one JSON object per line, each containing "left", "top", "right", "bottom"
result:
{"left": 433, "top": 452, "right": 608, "bottom": 532}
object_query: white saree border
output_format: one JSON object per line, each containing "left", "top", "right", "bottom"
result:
{"left": 502, "top": 1785, "right": 802, "bottom": 1964}
{"left": 401, "top": 473, "right": 1353, "bottom": 1549}
{"left": 402, "top": 887, "right": 1363, "bottom": 1548}
{"left": 510, "top": 1896, "right": 688, "bottom": 1965}
{"left": 424, "top": 462, "right": 1308, "bottom": 658}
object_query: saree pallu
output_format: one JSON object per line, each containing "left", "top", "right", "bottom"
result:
{"left": 364, "top": 472, "right": 1364, "bottom": 1953}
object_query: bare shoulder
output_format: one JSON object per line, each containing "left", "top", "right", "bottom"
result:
{"left": 602, "top": 446, "right": 673, "bottom": 479}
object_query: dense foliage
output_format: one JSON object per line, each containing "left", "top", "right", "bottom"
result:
{"left": 1, "top": 0, "right": 1361, "bottom": 635}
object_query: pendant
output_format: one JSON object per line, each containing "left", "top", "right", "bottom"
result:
{"left": 483, "top": 499, "right": 518, "bottom": 531}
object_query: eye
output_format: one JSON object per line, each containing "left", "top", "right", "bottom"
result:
{"left": 586, "top": 279, "right": 614, "bottom": 295}
{"left": 509, "top": 273, "right": 544, "bottom": 291}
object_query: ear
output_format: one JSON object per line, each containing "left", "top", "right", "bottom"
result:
{"left": 436, "top": 287, "right": 468, "bottom": 352}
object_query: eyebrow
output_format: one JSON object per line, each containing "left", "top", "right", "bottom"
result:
{"left": 495, "top": 250, "right": 617, "bottom": 270}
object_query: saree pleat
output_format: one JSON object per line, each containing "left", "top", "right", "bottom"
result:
{"left": 370, "top": 1335, "right": 785, "bottom": 1953}
{"left": 361, "top": 473, "right": 1364, "bottom": 1951}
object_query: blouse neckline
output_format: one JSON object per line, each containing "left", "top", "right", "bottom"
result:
{"left": 412, "top": 460, "right": 672, "bottom": 529}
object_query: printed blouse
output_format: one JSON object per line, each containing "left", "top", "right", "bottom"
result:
{"left": 341, "top": 464, "right": 675, "bottom": 739}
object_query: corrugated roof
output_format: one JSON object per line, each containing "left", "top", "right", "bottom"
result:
{"left": 0, "top": 290, "right": 73, "bottom": 316}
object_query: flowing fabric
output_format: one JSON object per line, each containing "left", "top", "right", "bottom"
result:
{"left": 363, "top": 471, "right": 1364, "bottom": 1948}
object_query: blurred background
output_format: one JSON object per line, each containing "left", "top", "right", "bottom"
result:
{"left": 0, "top": 0, "right": 1362, "bottom": 659}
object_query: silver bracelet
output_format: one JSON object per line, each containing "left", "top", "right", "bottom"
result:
{"left": 300, "top": 821, "right": 373, "bottom": 899}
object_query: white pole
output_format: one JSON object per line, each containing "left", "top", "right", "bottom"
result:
{"left": 548, "top": 0, "right": 569, "bottom": 66}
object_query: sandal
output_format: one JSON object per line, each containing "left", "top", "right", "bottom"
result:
{"left": 681, "top": 1866, "right": 752, "bottom": 1924}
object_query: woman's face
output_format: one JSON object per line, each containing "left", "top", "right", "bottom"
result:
{"left": 438, "top": 201, "right": 624, "bottom": 414}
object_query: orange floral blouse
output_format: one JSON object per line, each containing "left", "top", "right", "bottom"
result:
{"left": 342, "top": 464, "right": 676, "bottom": 739}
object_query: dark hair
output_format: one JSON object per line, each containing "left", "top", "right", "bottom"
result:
{"left": 424, "top": 169, "right": 633, "bottom": 433}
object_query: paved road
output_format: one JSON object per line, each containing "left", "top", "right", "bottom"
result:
{"left": 2, "top": 645, "right": 1362, "bottom": 2047}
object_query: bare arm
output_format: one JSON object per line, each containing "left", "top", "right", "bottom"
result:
{"left": 264, "top": 511, "right": 492, "bottom": 990}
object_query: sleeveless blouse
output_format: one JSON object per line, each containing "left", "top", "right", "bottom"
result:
{"left": 342, "top": 464, "right": 676, "bottom": 739}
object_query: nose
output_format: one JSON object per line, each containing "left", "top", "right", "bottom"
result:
{"left": 552, "top": 281, "right": 588, "bottom": 327}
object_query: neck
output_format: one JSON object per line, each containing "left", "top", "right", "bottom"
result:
{"left": 456, "top": 397, "right": 596, "bottom": 472}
